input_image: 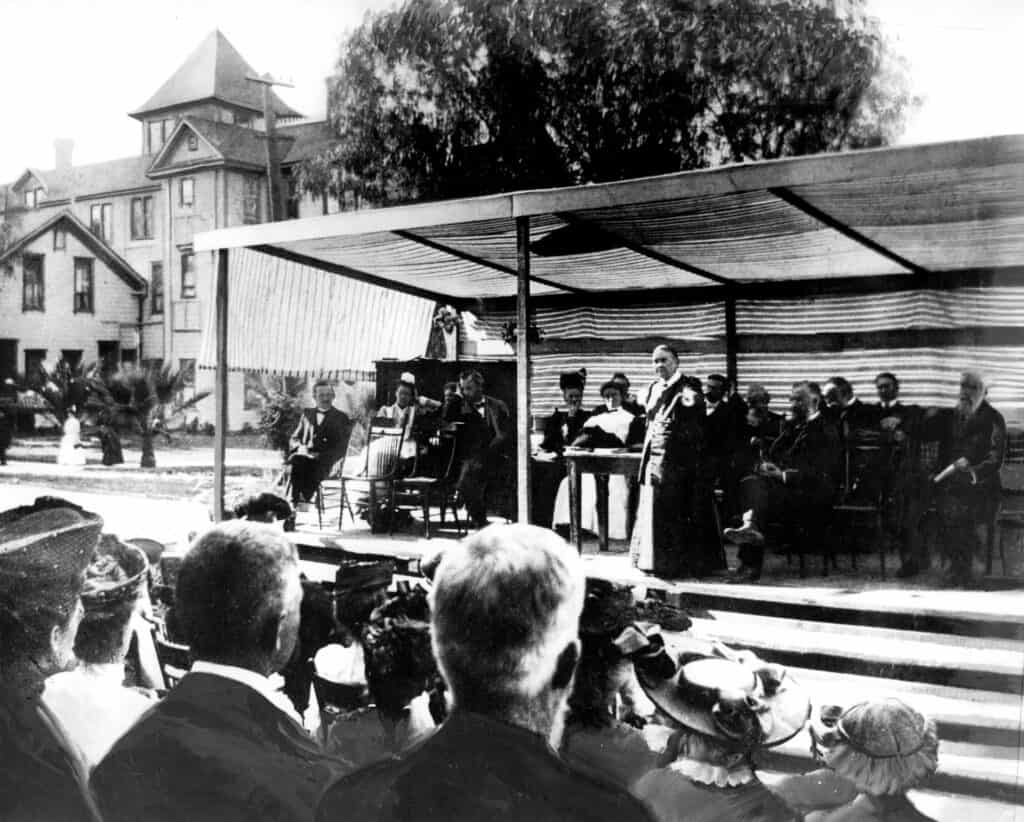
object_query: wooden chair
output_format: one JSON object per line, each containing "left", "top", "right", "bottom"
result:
{"left": 152, "top": 628, "right": 192, "bottom": 690}
{"left": 832, "top": 443, "right": 887, "bottom": 577}
{"left": 392, "top": 429, "right": 464, "bottom": 539}
{"left": 282, "top": 463, "right": 327, "bottom": 529}
{"left": 339, "top": 422, "right": 406, "bottom": 531}
{"left": 311, "top": 674, "right": 366, "bottom": 744}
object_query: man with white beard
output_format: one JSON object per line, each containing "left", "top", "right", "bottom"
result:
{"left": 928, "top": 371, "right": 1006, "bottom": 584}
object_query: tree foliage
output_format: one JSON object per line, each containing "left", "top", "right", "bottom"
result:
{"left": 301, "top": 0, "right": 916, "bottom": 204}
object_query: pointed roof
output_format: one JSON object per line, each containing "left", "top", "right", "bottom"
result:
{"left": 0, "top": 209, "right": 148, "bottom": 292}
{"left": 130, "top": 30, "right": 302, "bottom": 120}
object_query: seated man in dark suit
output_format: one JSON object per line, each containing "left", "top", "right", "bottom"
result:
{"left": 823, "top": 376, "right": 878, "bottom": 441}
{"left": 443, "top": 370, "right": 512, "bottom": 529}
{"left": 316, "top": 524, "right": 653, "bottom": 822}
{"left": 923, "top": 370, "right": 1006, "bottom": 584}
{"left": 92, "top": 521, "right": 349, "bottom": 822}
{"left": 724, "top": 381, "right": 842, "bottom": 582}
{"left": 289, "top": 380, "right": 352, "bottom": 510}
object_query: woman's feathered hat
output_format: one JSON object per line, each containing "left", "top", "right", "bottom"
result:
{"left": 559, "top": 369, "right": 587, "bottom": 392}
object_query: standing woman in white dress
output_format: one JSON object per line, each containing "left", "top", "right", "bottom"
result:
{"left": 57, "top": 406, "right": 87, "bottom": 466}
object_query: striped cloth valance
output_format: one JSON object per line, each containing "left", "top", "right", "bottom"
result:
{"left": 198, "top": 249, "right": 435, "bottom": 381}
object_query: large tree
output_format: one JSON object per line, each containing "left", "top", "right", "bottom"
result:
{"left": 301, "top": 0, "right": 915, "bottom": 204}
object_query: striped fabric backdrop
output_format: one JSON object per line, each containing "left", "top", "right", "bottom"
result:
{"left": 466, "top": 287, "right": 1024, "bottom": 423}
{"left": 198, "top": 249, "right": 435, "bottom": 381}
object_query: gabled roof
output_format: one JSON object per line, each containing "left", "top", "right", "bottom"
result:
{"left": 10, "top": 169, "right": 48, "bottom": 193}
{"left": 147, "top": 117, "right": 296, "bottom": 176}
{"left": 278, "top": 120, "right": 336, "bottom": 165}
{"left": 131, "top": 30, "right": 302, "bottom": 120}
{"left": 0, "top": 209, "right": 148, "bottom": 292}
{"left": 3, "top": 156, "right": 156, "bottom": 203}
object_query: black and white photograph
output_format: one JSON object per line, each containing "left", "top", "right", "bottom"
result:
{"left": 1, "top": 1, "right": 1021, "bottom": 820}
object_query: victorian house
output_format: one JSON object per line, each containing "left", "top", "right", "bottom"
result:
{"left": 0, "top": 30, "right": 337, "bottom": 426}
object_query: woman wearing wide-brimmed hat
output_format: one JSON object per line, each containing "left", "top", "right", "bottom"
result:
{"left": 774, "top": 699, "right": 939, "bottom": 822}
{"left": 1, "top": 497, "right": 105, "bottom": 821}
{"left": 623, "top": 631, "right": 808, "bottom": 822}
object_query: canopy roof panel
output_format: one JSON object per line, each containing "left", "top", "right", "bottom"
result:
{"left": 195, "top": 134, "right": 1024, "bottom": 301}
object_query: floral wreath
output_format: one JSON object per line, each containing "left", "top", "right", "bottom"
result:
{"left": 433, "top": 305, "right": 459, "bottom": 329}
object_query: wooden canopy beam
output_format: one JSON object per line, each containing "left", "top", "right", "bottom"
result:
{"left": 213, "top": 248, "right": 229, "bottom": 522}
{"left": 769, "top": 186, "right": 929, "bottom": 276}
{"left": 553, "top": 211, "right": 737, "bottom": 287}
{"left": 393, "top": 229, "right": 587, "bottom": 296}
{"left": 515, "top": 216, "right": 533, "bottom": 524}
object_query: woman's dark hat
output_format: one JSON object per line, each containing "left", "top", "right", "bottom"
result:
{"left": 579, "top": 579, "right": 637, "bottom": 637}
{"left": 81, "top": 534, "right": 149, "bottom": 614}
{"left": 559, "top": 369, "right": 586, "bottom": 392}
{"left": 0, "top": 497, "right": 103, "bottom": 611}
{"left": 617, "top": 630, "right": 809, "bottom": 749}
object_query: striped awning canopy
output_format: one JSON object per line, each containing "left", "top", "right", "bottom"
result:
{"left": 195, "top": 134, "right": 1024, "bottom": 301}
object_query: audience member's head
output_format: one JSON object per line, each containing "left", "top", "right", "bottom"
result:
{"left": 746, "top": 384, "right": 772, "bottom": 410}
{"left": 0, "top": 498, "right": 101, "bottom": 687}
{"left": 334, "top": 560, "right": 394, "bottom": 637}
{"left": 175, "top": 521, "right": 302, "bottom": 675}
{"left": 458, "top": 370, "right": 485, "bottom": 404}
{"left": 234, "top": 492, "right": 293, "bottom": 528}
{"left": 790, "top": 381, "right": 817, "bottom": 421}
{"left": 874, "top": 372, "right": 900, "bottom": 404}
{"left": 363, "top": 613, "right": 436, "bottom": 720}
{"left": 75, "top": 535, "right": 148, "bottom": 667}
{"left": 651, "top": 345, "right": 679, "bottom": 383}
{"left": 430, "top": 524, "right": 585, "bottom": 744}
{"left": 703, "top": 374, "right": 727, "bottom": 405}
{"left": 559, "top": 371, "right": 585, "bottom": 412}
{"left": 823, "top": 376, "right": 853, "bottom": 409}
{"left": 312, "top": 380, "right": 335, "bottom": 411}
{"left": 958, "top": 370, "right": 987, "bottom": 415}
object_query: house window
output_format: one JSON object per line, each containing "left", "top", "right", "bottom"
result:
{"left": 131, "top": 196, "right": 154, "bottom": 240}
{"left": 222, "top": 109, "right": 236, "bottom": 125}
{"left": 180, "top": 252, "right": 196, "bottom": 299}
{"left": 243, "top": 177, "right": 260, "bottom": 224}
{"left": 150, "top": 262, "right": 164, "bottom": 314}
{"left": 61, "top": 349, "right": 83, "bottom": 369}
{"left": 24, "top": 349, "right": 47, "bottom": 378}
{"left": 22, "top": 253, "right": 44, "bottom": 311}
{"left": 179, "top": 178, "right": 195, "bottom": 208}
{"left": 90, "top": 203, "right": 113, "bottom": 242}
{"left": 179, "top": 358, "right": 196, "bottom": 387}
{"left": 187, "top": 133, "right": 199, "bottom": 151}
{"left": 24, "top": 188, "right": 41, "bottom": 208}
{"left": 73, "top": 258, "right": 94, "bottom": 314}
{"left": 53, "top": 226, "right": 66, "bottom": 251}
{"left": 148, "top": 121, "right": 163, "bottom": 154}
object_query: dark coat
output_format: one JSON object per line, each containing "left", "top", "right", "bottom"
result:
{"left": 638, "top": 376, "right": 703, "bottom": 481}
{"left": 291, "top": 406, "right": 352, "bottom": 476}
{"left": 91, "top": 672, "right": 348, "bottom": 822}
{"left": 444, "top": 395, "right": 512, "bottom": 461}
{"left": 768, "top": 414, "right": 842, "bottom": 494}
{"left": 541, "top": 408, "right": 592, "bottom": 453}
{"left": 315, "top": 710, "right": 653, "bottom": 822}
{"left": 0, "top": 692, "right": 98, "bottom": 822}
{"left": 932, "top": 401, "right": 1006, "bottom": 492}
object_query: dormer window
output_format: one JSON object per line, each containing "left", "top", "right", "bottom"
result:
{"left": 187, "top": 133, "right": 199, "bottom": 151}
{"left": 24, "top": 188, "right": 42, "bottom": 208}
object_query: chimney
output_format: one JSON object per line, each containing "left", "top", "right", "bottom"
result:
{"left": 54, "top": 139, "right": 74, "bottom": 173}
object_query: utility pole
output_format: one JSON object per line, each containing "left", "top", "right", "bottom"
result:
{"left": 246, "top": 72, "right": 293, "bottom": 222}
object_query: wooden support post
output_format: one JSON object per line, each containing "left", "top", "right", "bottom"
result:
{"left": 724, "top": 293, "right": 738, "bottom": 386}
{"left": 213, "top": 248, "right": 229, "bottom": 522}
{"left": 515, "top": 216, "right": 532, "bottom": 524}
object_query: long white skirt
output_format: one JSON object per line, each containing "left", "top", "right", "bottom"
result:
{"left": 57, "top": 418, "right": 86, "bottom": 466}
{"left": 552, "top": 473, "right": 631, "bottom": 541}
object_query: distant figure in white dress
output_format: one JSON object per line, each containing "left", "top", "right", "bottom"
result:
{"left": 57, "top": 407, "right": 87, "bottom": 466}
{"left": 552, "top": 381, "right": 643, "bottom": 541}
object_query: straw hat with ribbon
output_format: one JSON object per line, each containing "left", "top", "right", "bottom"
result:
{"left": 616, "top": 627, "right": 810, "bottom": 750}
{"left": 811, "top": 698, "right": 939, "bottom": 795}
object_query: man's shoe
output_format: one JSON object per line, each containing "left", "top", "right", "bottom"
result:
{"left": 726, "top": 565, "right": 761, "bottom": 584}
{"left": 723, "top": 523, "right": 765, "bottom": 546}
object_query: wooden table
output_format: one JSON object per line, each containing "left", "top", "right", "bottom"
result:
{"left": 564, "top": 449, "right": 642, "bottom": 553}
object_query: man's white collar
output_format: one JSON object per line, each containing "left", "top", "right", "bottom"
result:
{"left": 191, "top": 660, "right": 302, "bottom": 724}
